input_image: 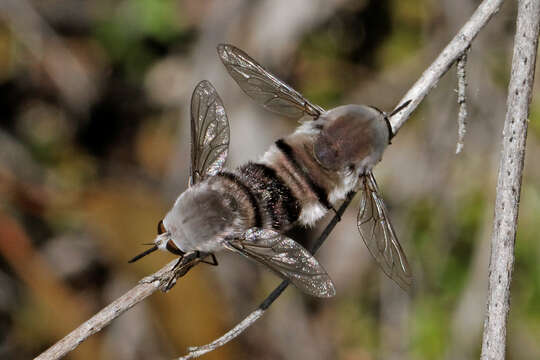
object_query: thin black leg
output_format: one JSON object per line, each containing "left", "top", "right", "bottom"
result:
{"left": 330, "top": 206, "right": 341, "bottom": 221}
{"left": 201, "top": 253, "right": 218, "bottom": 266}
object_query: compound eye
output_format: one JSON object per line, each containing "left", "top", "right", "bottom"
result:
{"left": 166, "top": 240, "right": 184, "bottom": 256}
{"left": 157, "top": 220, "right": 166, "bottom": 235}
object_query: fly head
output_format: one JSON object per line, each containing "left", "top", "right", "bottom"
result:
{"left": 313, "top": 105, "right": 390, "bottom": 174}
{"left": 163, "top": 185, "right": 237, "bottom": 253}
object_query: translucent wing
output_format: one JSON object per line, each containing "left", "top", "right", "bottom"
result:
{"left": 225, "top": 228, "right": 336, "bottom": 298}
{"left": 357, "top": 172, "right": 412, "bottom": 290}
{"left": 190, "top": 80, "right": 229, "bottom": 186}
{"left": 217, "top": 44, "right": 324, "bottom": 119}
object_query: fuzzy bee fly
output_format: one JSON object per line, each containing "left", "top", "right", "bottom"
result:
{"left": 129, "top": 44, "right": 412, "bottom": 295}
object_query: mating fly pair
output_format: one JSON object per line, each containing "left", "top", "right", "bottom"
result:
{"left": 129, "top": 44, "right": 412, "bottom": 295}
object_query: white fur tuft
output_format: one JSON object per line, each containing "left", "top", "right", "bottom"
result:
{"left": 328, "top": 170, "right": 359, "bottom": 204}
{"left": 293, "top": 120, "right": 320, "bottom": 136}
{"left": 258, "top": 144, "right": 281, "bottom": 166}
{"left": 298, "top": 202, "right": 327, "bottom": 226}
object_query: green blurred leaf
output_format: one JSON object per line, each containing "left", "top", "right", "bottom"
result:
{"left": 94, "top": 0, "right": 188, "bottom": 80}
{"left": 411, "top": 298, "right": 450, "bottom": 358}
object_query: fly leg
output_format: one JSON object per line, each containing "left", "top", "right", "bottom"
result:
{"left": 163, "top": 252, "right": 199, "bottom": 291}
{"left": 163, "top": 252, "right": 217, "bottom": 291}
{"left": 164, "top": 255, "right": 185, "bottom": 290}
{"left": 199, "top": 252, "right": 218, "bottom": 266}
{"left": 330, "top": 206, "right": 341, "bottom": 221}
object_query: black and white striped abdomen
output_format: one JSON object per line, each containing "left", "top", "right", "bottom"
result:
{"left": 213, "top": 139, "right": 349, "bottom": 234}
{"left": 215, "top": 162, "right": 301, "bottom": 232}
{"left": 211, "top": 126, "right": 361, "bottom": 233}
{"left": 255, "top": 132, "right": 361, "bottom": 228}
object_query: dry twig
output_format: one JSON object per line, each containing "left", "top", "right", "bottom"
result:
{"left": 177, "top": 191, "right": 356, "bottom": 359}
{"left": 456, "top": 51, "right": 469, "bottom": 154}
{"left": 390, "top": 0, "right": 504, "bottom": 133}
{"left": 480, "top": 0, "right": 540, "bottom": 359}
{"left": 34, "top": 255, "right": 202, "bottom": 360}
{"left": 178, "top": 0, "right": 505, "bottom": 357}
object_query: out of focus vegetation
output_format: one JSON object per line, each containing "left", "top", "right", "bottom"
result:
{"left": 0, "top": 1, "right": 538, "bottom": 359}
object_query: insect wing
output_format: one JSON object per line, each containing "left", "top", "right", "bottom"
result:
{"left": 190, "top": 80, "right": 230, "bottom": 185}
{"left": 357, "top": 172, "right": 412, "bottom": 290}
{"left": 226, "top": 228, "right": 336, "bottom": 298}
{"left": 217, "top": 44, "right": 324, "bottom": 119}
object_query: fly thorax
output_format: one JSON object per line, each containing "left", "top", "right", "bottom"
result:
{"left": 163, "top": 184, "right": 238, "bottom": 252}
{"left": 314, "top": 105, "right": 389, "bottom": 174}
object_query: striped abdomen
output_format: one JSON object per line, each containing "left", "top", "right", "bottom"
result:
{"left": 214, "top": 133, "right": 343, "bottom": 233}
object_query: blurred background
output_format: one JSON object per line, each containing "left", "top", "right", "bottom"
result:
{"left": 0, "top": 0, "right": 539, "bottom": 359}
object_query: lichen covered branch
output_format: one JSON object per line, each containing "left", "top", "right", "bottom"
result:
{"left": 480, "top": 0, "right": 540, "bottom": 359}
{"left": 456, "top": 51, "right": 469, "bottom": 154}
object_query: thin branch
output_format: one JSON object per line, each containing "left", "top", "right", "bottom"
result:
{"left": 480, "top": 0, "right": 540, "bottom": 359}
{"left": 34, "top": 255, "right": 202, "bottom": 360}
{"left": 389, "top": 0, "right": 504, "bottom": 134}
{"left": 455, "top": 51, "right": 469, "bottom": 154}
{"left": 178, "top": 1, "right": 507, "bottom": 358}
{"left": 177, "top": 191, "right": 357, "bottom": 360}
{"left": 35, "top": 1, "right": 506, "bottom": 359}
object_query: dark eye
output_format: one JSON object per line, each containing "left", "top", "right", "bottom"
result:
{"left": 157, "top": 220, "right": 166, "bottom": 235}
{"left": 166, "top": 240, "right": 184, "bottom": 256}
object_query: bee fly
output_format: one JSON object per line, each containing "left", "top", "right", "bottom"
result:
{"left": 129, "top": 44, "right": 412, "bottom": 295}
